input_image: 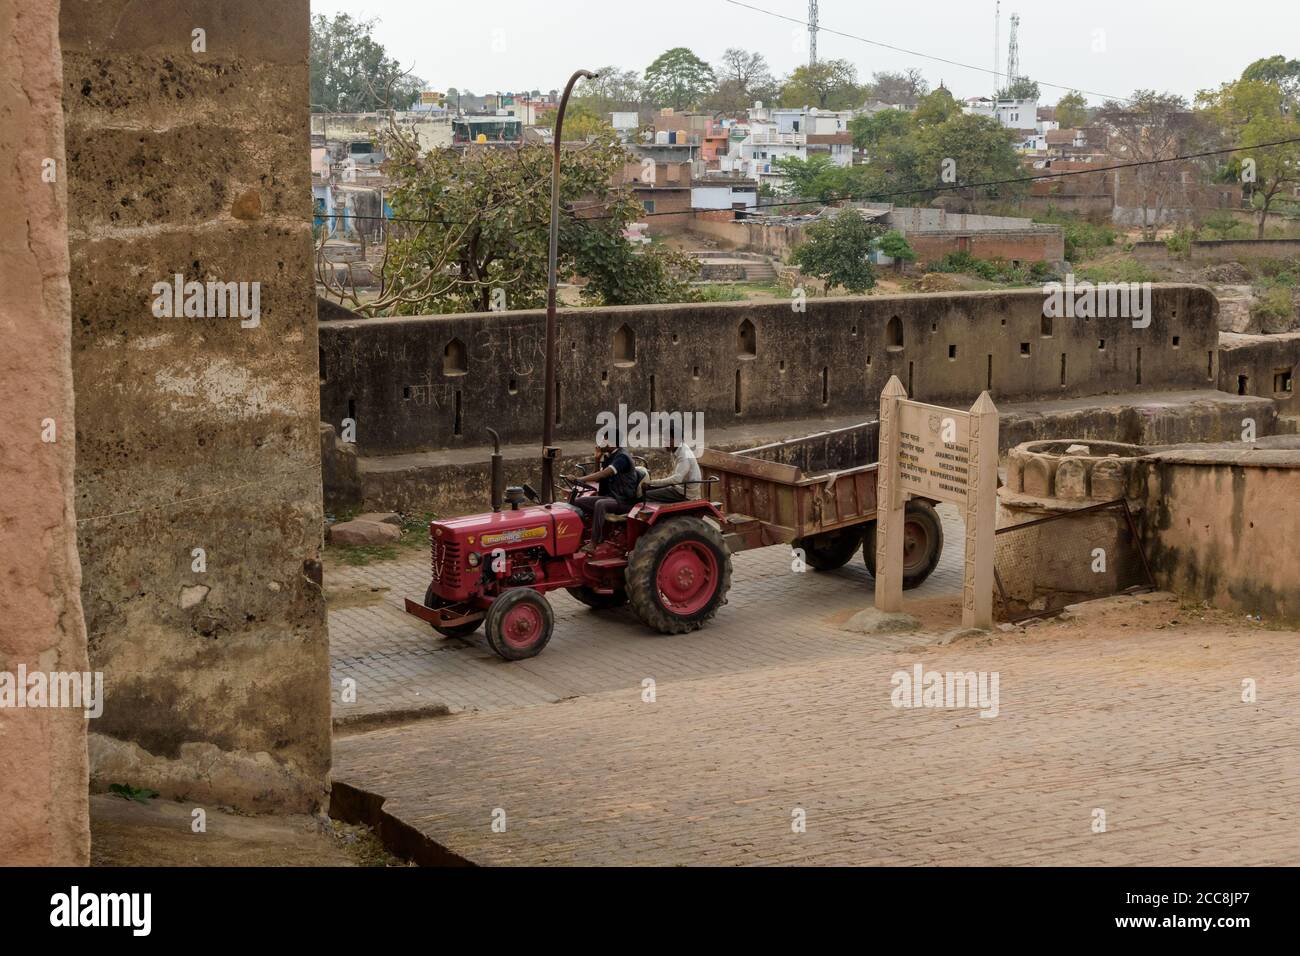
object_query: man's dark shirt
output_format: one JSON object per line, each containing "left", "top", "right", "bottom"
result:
{"left": 599, "top": 448, "right": 640, "bottom": 503}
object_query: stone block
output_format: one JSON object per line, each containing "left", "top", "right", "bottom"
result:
{"left": 1054, "top": 457, "right": 1090, "bottom": 499}
{"left": 1090, "top": 457, "right": 1128, "bottom": 500}
{"left": 330, "top": 519, "right": 400, "bottom": 547}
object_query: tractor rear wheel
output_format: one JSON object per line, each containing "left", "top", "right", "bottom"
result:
{"left": 862, "top": 500, "right": 944, "bottom": 590}
{"left": 793, "top": 526, "right": 864, "bottom": 571}
{"left": 565, "top": 586, "right": 629, "bottom": 610}
{"left": 626, "top": 517, "right": 731, "bottom": 634}
{"left": 484, "top": 588, "right": 554, "bottom": 661}
{"left": 424, "top": 585, "right": 483, "bottom": 639}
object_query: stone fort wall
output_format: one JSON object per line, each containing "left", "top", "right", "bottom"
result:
{"left": 320, "top": 286, "right": 1221, "bottom": 456}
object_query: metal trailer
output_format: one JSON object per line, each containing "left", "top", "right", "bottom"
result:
{"left": 698, "top": 420, "right": 945, "bottom": 587}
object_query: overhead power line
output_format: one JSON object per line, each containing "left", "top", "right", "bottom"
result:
{"left": 723, "top": 0, "right": 1134, "bottom": 104}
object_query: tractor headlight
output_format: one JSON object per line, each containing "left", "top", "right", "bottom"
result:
{"left": 467, "top": 552, "right": 481, "bottom": 568}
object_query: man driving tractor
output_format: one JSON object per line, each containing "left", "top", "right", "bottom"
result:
{"left": 572, "top": 420, "right": 706, "bottom": 543}
{"left": 571, "top": 428, "right": 640, "bottom": 547}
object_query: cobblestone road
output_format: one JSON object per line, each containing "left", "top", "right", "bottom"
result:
{"left": 333, "top": 597, "right": 1300, "bottom": 866}
{"left": 328, "top": 505, "right": 967, "bottom": 723}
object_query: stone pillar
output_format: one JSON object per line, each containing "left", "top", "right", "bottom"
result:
{"left": 61, "top": 0, "right": 330, "bottom": 811}
{"left": 963, "top": 392, "right": 999, "bottom": 630}
{"left": 0, "top": 0, "right": 91, "bottom": 865}
{"left": 873, "top": 376, "right": 907, "bottom": 612}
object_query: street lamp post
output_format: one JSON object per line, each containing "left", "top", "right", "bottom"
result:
{"left": 540, "top": 68, "right": 598, "bottom": 503}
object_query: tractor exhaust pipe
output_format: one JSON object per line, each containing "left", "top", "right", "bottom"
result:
{"left": 487, "top": 428, "right": 504, "bottom": 513}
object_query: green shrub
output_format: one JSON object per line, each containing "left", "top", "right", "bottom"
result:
{"left": 1029, "top": 260, "right": 1057, "bottom": 282}
{"left": 1256, "top": 257, "right": 1300, "bottom": 280}
{"left": 927, "top": 251, "right": 1055, "bottom": 286}
{"left": 1251, "top": 284, "right": 1294, "bottom": 325}
{"left": 1033, "top": 209, "right": 1117, "bottom": 261}
{"left": 688, "top": 284, "right": 747, "bottom": 302}
{"left": 930, "top": 250, "right": 978, "bottom": 274}
{"left": 1200, "top": 214, "right": 1252, "bottom": 240}
{"left": 1164, "top": 227, "right": 1196, "bottom": 258}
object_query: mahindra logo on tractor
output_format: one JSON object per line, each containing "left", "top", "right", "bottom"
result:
{"left": 481, "top": 526, "right": 547, "bottom": 547}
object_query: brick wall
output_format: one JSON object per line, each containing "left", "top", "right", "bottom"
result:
{"left": 910, "top": 229, "right": 1065, "bottom": 266}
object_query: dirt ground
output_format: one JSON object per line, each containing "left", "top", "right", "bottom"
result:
{"left": 90, "top": 794, "right": 402, "bottom": 867}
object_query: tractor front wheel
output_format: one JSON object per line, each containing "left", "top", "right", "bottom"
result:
{"left": 484, "top": 588, "right": 554, "bottom": 661}
{"left": 424, "top": 585, "right": 483, "bottom": 639}
{"left": 626, "top": 517, "right": 731, "bottom": 634}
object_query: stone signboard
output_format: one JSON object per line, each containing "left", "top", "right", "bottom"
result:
{"left": 874, "top": 377, "right": 999, "bottom": 629}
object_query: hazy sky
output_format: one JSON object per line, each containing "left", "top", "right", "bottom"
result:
{"left": 311, "top": 0, "right": 1298, "bottom": 105}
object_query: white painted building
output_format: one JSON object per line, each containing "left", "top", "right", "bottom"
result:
{"left": 737, "top": 129, "right": 807, "bottom": 188}
{"left": 691, "top": 181, "right": 759, "bottom": 211}
{"left": 963, "top": 96, "right": 1039, "bottom": 130}
{"left": 609, "top": 111, "right": 640, "bottom": 143}
{"left": 731, "top": 107, "right": 853, "bottom": 189}
{"left": 770, "top": 106, "right": 852, "bottom": 135}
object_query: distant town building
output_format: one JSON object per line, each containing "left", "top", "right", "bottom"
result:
{"left": 452, "top": 113, "right": 523, "bottom": 144}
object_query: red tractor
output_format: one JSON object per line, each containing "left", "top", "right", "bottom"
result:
{"left": 404, "top": 433, "right": 730, "bottom": 660}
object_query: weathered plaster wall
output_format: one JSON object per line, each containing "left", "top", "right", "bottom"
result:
{"left": 1135, "top": 449, "right": 1300, "bottom": 623}
{"left": 0, "top": 0, "right": 91, "bottom": 866}
{"left": 320, "top": 286, "right": 1221, "bottom": 456}
{"left": 687, "top": 218, "right": 806, "bottom": 258}
{"left": 1218, "top": 331, "right": 1299, "bottom": 415}
{"left": 61, "top": 0, "right": 329, "bottom": 810}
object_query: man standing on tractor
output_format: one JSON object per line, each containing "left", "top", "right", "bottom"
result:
{"left": 644, "top": 420, "right": 702, "bottom": 503}
{"left": 572, "top": 429, "right": 640, "bottom": 547}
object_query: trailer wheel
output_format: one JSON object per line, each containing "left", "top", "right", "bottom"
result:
{"left": 626, "top": 517, "right": 732, "bottom": 634}
{"left": 862, "top": 501, "right": 944, "bottom": 590}
{"left": 793, "top": 527, "right": 864, "bottom": 571}
{"left": 565, "top": 586, "right": 629, "bottom": 610}
{"left": 424, "top": 585, "right": 483, "bottom": 639}
{"left": 484, "top": 588, "right": 554, "bottom": 661}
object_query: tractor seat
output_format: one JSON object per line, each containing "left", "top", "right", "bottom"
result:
{"left": 603, "top": 466, "right": 649, "bottom": 525}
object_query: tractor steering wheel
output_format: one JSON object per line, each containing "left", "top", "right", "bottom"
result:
{"left": 558, "top": 474, "right": 597, "bottom": 504}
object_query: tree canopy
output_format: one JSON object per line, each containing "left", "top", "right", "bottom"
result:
{"left": 846, "top": 91, "right": 1021, "bottom": 207}
{"left": 323, "top": 130, "right": 698, "bottom": 316}
{"left": 863, "top": 69, "right": 929, "bottom": 107}
{"left": 1055, "top": 91, "right": 1090, "bottom": 129}
{"left": 790, "top": 209, "right": 884, "bottom": 294}
{"left": 1096, "top": 90, "right": 1204, "bottom": 239}
{"left": 537, "top": 101, "right": 615, "bottom": 141}
{"left": 1198, "top": 66, "right": 1300, "bottom": 237}
{"left": 643, "top": 47, "right": 715, "bottom": 111}
{"left": 779, "top": 59, "right": 862, "bottom": 111}
{"left": 998, "top": 77, "right": 1041, "bottom": 101}
{"left": 707, "top": 48, "right": 778, "bottom": 113}
{"left": 309, "top": 14, "right": 424, "bottom": 112}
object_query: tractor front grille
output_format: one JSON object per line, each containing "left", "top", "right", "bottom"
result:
{"left": 431, "top": 538, "right": 462, "bottom": 589}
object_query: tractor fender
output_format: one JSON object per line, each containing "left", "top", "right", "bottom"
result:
{"left": 634, "top": 499, "right": 726, "bottom": 527}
